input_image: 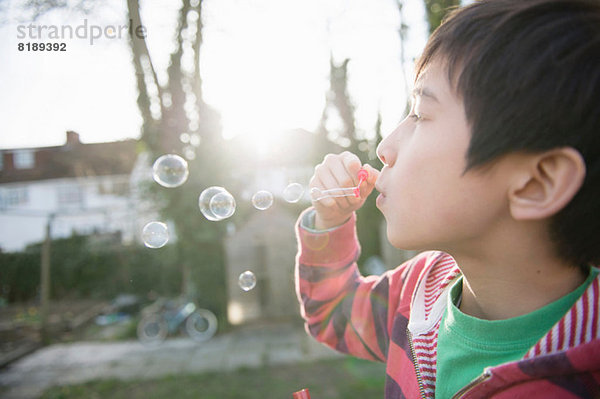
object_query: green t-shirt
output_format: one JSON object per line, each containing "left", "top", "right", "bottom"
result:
{"left": 435, "top": 267, "right": 598, "bottom": 399}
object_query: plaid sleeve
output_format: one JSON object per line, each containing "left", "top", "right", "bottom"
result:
{"left": 295, "top": 208, "right": 412, "bottom": 363}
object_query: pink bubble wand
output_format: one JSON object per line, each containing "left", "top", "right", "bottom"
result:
{"left": 310, "top": 169, "right": 368, "bottom": 201}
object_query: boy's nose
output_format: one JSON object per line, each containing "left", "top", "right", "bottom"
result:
{"left": 376, "top": 142, "right": 388, "bottom": 165}
{"left": 377, "top": 128, "right": 398, "bottom": 167}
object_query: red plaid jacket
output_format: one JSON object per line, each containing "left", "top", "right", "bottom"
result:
{"left": 295, "top": 210, "right": 600, "bottom": 398}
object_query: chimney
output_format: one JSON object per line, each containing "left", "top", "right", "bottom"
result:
{"left": 65, "top": 131, "right": 80, "bottom": 146}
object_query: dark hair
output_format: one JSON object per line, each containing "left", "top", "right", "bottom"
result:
{"left": 416, "top": 0, "right": 600, "bottom": 267}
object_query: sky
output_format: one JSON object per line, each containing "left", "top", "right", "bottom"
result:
{"left": 0, "top": 0, "right": 433, "bottom": 150}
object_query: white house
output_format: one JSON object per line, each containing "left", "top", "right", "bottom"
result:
{"left": 0, "top": 131, "right": 148, "bottom": 252}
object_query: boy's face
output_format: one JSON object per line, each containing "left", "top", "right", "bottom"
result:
{"left": 376, "top": 58, "right": 509, "bottom": 252}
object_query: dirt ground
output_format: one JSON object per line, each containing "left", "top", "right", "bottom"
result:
{"left": 0, "top": 300, "right": 108, "bottom": 367}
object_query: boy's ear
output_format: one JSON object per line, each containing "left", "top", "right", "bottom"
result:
{"left": 508, "top": 148, "right": 586, "bottom": 221}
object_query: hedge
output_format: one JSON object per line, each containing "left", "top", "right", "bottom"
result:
{"left": 0, "top": 234, "right": 183, "bottom": 304}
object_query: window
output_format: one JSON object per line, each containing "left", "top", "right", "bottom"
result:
{"left": 98, "top": 178, "right": 129, "bottom": 196}
{"left": 13, "top": 150, "right": 35, "bottom": 169}
{"left": 0, "top": 187, "right": 28, "bottom": 208}
{"left": 57, "top": 185, "right": 83, "bottom": 206}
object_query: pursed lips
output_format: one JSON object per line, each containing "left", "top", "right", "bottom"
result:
{"left": 374, "top": 169, "right": 387, "bottom": 210}
{"left": 374, "top": 174, "right": 385, "bottom": 197}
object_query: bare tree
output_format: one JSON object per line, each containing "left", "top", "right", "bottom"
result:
{"left": 127, "top": 0, "right": 228, "bottom": 313}
{"left": 127, "top": 0, "right": 220, "bottom": 156}
{"left": 12, "top": 0, "right": 227, "bottom": 313}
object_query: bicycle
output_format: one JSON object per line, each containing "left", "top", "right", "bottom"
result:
{"left": 136, "top": 297, "right": 217, "bottom": 345}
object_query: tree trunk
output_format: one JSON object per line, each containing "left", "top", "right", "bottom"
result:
{"left": 126, "top": 0, "right": 162, "bottom": 151}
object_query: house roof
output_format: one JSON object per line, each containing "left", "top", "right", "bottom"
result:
{"left": 0, "top": 131, "right": 138, "bottom": 184}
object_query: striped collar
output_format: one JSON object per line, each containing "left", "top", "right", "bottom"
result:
{"left": 406, "top": 253, "right": 599, "bottom": 398}
{"left": 408, "top": 251, "right": 460, "bottom": 335}
{"left": 408, "top": 253, "right": 600, "bottom": 350}
{"left": 524, "top": 268, "right": 600, "bottom": 358}
{"left": 407, "top": 252, "right": 461, "bottom": 397}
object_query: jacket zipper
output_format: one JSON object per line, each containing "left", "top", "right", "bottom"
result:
{"left": 450, "top": 369, "right": 492, "bottom": 399}
{"left": 407, "top": 328, "right": 427, "bottom": 399}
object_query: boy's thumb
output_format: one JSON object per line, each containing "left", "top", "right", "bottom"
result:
{"left": 361, "top": 164, "right": 380, "bottom": 186}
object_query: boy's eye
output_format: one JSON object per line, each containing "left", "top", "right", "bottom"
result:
{"left": 409, "top": 113, "right": 422, "bottom": 122}
{"left": 409, "top": 95, "right": 423, "bottom": 122}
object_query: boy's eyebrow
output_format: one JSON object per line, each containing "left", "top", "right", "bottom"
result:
{"left": 412, "top": 86, "right": 439, "bottom": 103}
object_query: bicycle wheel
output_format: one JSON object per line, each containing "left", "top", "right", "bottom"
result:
{"left": 185, "top": 309, "right": 217, "bottom": 342}
{"left": 137, "top": 314, "right": 168, "bottom": 345}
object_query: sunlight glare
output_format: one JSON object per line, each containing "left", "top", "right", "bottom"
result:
{"left": 201, "top": 0, "right": 327, "bottom": 143}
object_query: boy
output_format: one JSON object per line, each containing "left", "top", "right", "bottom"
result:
{"left": 295, "top": 0, "right": 600, "bottom": 397}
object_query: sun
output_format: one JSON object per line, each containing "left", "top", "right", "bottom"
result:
{"left": 202, "top": 50, "right": 326, "bottom": 145}
{"left": 200, "top": 5, "right": 328, "bottom": 146}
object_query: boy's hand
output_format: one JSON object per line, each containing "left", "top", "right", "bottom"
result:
{"left": 310, "top": 152, "right": 380, "bottom": 230}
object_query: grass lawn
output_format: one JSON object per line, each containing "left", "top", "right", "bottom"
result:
{"left": 40, "top": 357, "right": 386, "bottom": 399}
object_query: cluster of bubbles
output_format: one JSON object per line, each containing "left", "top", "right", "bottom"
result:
{"left": 199, "top": 186, "right": 236, "bottom": 221}
{"left": 144, "top": 153, "right": 306, "bottom": 292}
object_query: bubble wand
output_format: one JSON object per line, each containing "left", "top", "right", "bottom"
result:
{"left": 310, "top": 168, "right": 368, "bottom": 201}
{"left": 292, "top": 388, "right": 311, "bottom": 399}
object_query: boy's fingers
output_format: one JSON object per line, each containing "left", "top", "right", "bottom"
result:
{"left": 334, "top": 157, "right": 361, "bottom": 208}
{"left": 325, "top": 152, "right": 359, "bottom": 187}
{"left": 317, "top": 167, "right": 352, "bottom": 209}
{"left": 312, "top": 152, "right": 372, "bottom": 209}
{"left": 310, "top": 176, "right": 336, "bottom": 207}
{"left": 323, "top": 155, "right": 357, "bottom": 208}
{"left": 342, "top": 152, "right": 362, "bottom": 182}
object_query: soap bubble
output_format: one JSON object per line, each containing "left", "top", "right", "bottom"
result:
{"left": 183, "top": 146, "right": 196, "bottom": 160}
{"left": 190, "top": 134, "right": 201, "bottom": 147}
{"left": 199, "top": 186, "right": 236, "bottom": 221}
{"left": 179, "top": 133, "right": 190, "bottom": 143}
{"left": 283, "top": 183, "right": 304, "bottom": 203}
{"left": 209, "top": 191, "right": 236, "bottom": 220}
{"left": 238, "top": 271, "right": 256, "bottom": 291}
{"left": 142, "top": 221, "right": 169, "bottom": 248}
{"left": 252, "top": 190, "right": 273, "bottom": 210}
{"left": 152, "top": 154, "right": 189, "bottom": 188}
